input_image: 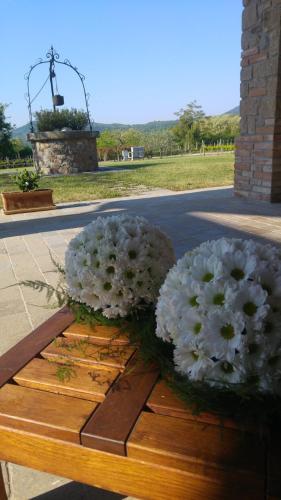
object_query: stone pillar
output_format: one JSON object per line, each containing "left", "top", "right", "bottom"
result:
{"left": 27, "top": 131, "right": 100, "bottom": 175}
{"left": 234, "top": 0, "right": 281, "bottom": 202}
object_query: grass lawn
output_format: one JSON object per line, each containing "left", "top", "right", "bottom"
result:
{"left": 0, "top": 154, "right": 234, "bottom": 208}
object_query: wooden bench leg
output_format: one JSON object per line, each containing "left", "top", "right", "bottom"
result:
{"left": 0, "top": 465, "right": 7, "bottom": 500}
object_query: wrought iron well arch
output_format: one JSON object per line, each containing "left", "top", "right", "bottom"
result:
{"left": 25, "top": 46, "right": 92, "bottom": 133}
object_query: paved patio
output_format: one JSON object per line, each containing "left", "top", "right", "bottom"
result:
{"left": 1, "top": 185, "right": 281, "bottom": 499}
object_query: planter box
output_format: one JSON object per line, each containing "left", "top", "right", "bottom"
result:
{"left": 1, "top": 189, "right": 56, "bottom": 215}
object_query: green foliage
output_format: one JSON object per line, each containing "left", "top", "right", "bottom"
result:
{"left": 199, "top": 115, "right": 240, "bottom": 144}
{"left": 0, "top": 110, "right": 32, "bottom": 160}
{"left": 0, "top": 158, "right": 33, "bottom": 170}
{"left": 35, "top": 108, "right": 88, "bottom": 132}
{"left": 204, "top": 144, "right": 235, "bottom": 152}
{"left": 15, "top": 169, "right": 40, "bottom": 192}
{"left": 0, "top": 103, "right": 14, "bottom": 159}
{"left": 10, "top": 138, "right": 32, "bottom": 159}
{"left": 54, "top": 363, "right": 77, "bottom": 383}
{"left": 172, "top": 102, "right": 239, "bottom": 152}
{"left": 97, "top": 128, "right": 180, "bottom": 160}
{"left": 19, "top": 279, "right": 67, "bottom": 306}
{"left": 173, "top": 101, "right": 205, "bottom": 152}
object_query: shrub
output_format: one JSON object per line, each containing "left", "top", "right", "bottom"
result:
{"left": 204, "top": 144, "right": 235, "bottom": 152}
{"left": 15, "top": 169, "right": 40, "bottom": 192}
{"left": 35, "top": 108, "right": 88, "bottom": 132}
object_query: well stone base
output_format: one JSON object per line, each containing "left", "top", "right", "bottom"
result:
{"left": 27, "top": 131, "right": 100, "bottom": 175}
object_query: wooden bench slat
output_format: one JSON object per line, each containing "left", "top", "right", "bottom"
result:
{"left": 147, "top": 380, "right": 191, "bottom": 418}
{"left": 0, "top": 425, "right": 243, "bottom": 500}
{"left": 0, "top": 307, "right": 74, "bottom": 388}
{"left": 63, "top": 323, "right": 130, "bottom": 345}
{"left": 0, "top": 384, "right": 96, "bottom": 443}
{"left": 41, "top": 337, "right": 135, "bottom": 371}
{"left": 13, "top": 358, "right": 119, "bottom": 402}
{"left": 127, "top": 412, "right": 265, "bottom": 496}
{"left": 147, "top": 380, "right": 245, "bottom": 430}
{"left": 81, "top": 355, "right": 159, "bottom": 456}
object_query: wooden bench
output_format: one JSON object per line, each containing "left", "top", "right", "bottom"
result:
{"left": 0, "top": 306, "right": 280, "bottom": 500}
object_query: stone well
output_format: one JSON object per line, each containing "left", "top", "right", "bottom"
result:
{"left": 27, "top": 130, "right": 100, "bottom": 174}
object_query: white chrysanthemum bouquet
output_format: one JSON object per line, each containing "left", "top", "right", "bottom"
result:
{"left": 65, "top": 214, "right": 175, "bottom": 318}
{"left": 156, "top": 238, "right": 281, "bottom": 394}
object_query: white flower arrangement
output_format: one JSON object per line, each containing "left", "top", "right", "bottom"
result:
{"left": 65, "top": 214, "right": 175, "bottom": 319}
{"left": 156, "top": 238, "right": 281, "bottom": 394}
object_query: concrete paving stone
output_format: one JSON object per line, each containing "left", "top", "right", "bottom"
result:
{"left": 9, "top": 255, "right": 45, "bottom": 282}
{"left": 0, "top": 254, "right": 16, "bottom": 273}
{"left": 0, "top": 286, "right": 26, "bottom": 318}
{"left": 7, "top": 464, "right": 70, "bottom": 500}
{"left": 45, "top": 243, "right": 67, "bottom": 257}
{"left": 0, "top": 312, "right": 32, "bottom": 355}
{"left": 0, "top": 240, "right": 7, "bottom": 253}
{"left": 42, "top": 235, "right": 68, "bottom": 247}
{"left": 4, "top": 237, "right": 26, "bottom": 256}
{"left": 24, "top": 236, "right": 51, "bottom": 257}
{"left": 32, "top": 254, "right": 58, "bottom": 273}
{"left": 27, "top": 304, "right": 60, "bottom": 329}
{"left": 0, "top": 268, "right": 17, "bottom": 288}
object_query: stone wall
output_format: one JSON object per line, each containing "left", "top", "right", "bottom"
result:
{"left": 234, "top": 0, "right": 281, "bottom": 202}
{"left": 28, "top": 131, "right": 100, "bottom": 175}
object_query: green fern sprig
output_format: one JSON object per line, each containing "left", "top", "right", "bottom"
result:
{"left": 49, "top": 251, "right": 65, "bottom": 275}
{"left": 19, "top": 279, "right": 67, "bottom": 308}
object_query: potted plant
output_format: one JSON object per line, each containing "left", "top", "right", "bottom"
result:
{"left": 1, "top": 169, "right": 56, "bottom": 215}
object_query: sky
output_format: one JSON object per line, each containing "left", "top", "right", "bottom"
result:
{"left": 0, "top": 0, "right": 243, "bottom": 128}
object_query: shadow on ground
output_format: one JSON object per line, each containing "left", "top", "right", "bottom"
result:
{"left": 31, "top": 481, "right": 123, "bottom": 499}
{"left": 1, "top": 187, "right": 281, "bottom": 258}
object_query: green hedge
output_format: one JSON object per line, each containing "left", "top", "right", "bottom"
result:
{"left": 35, "top": 108, "right": 88, "bottom": 132}
{"left": 0, "top": 158, "right": 34, "bottom": 169}
{"left": 203, "top": 144, "right": 235, "bottom": 152}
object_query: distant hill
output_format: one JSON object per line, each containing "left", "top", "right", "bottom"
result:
{"left": 12, "top": 120, "right": 178, "bottom": 143}
{"left": 13, "top": 108, "right": 240, "bottom": 143}
{"left": 223, "top": 105, "right": 239, "bottom": 115}
{"left": 12, "top": 123, "right": 32, "bottom": 142}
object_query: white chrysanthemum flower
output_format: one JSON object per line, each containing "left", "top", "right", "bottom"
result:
{"left": 207, "top": 358, "right": 246, "bottom": 386}
{"left": 196, "top": 279, "right": 237, "bottom": 310}
{"left": 232, "top": 282, "right": 269, "bottom": 328}
{"left": 65, "top": 214, "right": 175, "bottom": 318}
{"left": 174, "top": 343, "right": 213, "bottom": 381}
{"left": 156, "top": 237, "right": 281, "bottom": 394}
{"left": 202, "top": 310, "right": 245, "bottom": 362}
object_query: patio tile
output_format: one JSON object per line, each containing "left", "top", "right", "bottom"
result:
{"left": 0, "top": 312, "right": 32, "bottom": 354}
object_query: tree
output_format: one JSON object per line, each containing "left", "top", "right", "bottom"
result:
{"left": 172, "top": 101, "right": 205, "bottom": 152}
{"left": 198, "top": 115, "right": 239, "bottom": 145}
{"left": 0, "top": 104, "right": 13, "bottom": 159}
{"left": 97, "top": 130, "right": 119, "bottom": 161}
{"left": 10, "top": 138, "right": 32, "bottom": 158}
{"left": 142, "top": 129, "right": 178, "bottom": 157}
